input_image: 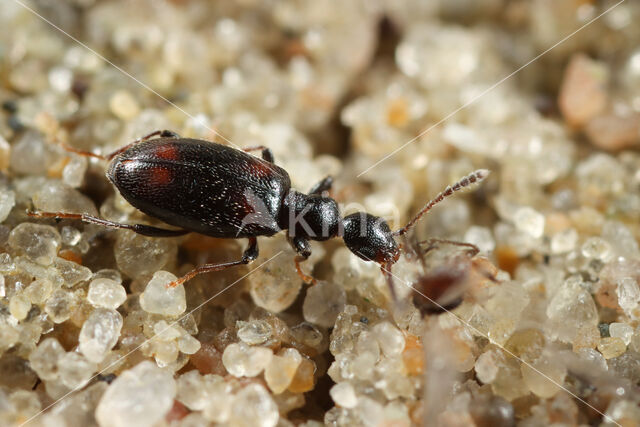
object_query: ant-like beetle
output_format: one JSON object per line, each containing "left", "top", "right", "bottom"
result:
{"left": 29, "top": 130, "right": 489, "bottom": 299}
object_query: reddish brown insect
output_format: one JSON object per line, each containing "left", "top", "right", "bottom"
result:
{"left": 407, "top": 238, "right": 497, "bottom": 315}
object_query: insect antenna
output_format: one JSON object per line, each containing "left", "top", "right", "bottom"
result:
{"left": 394, "top": 169, "right": 490, "bottom": 237}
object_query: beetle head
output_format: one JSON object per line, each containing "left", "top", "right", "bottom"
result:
{"left": 342, "top": 212, "right": 400, "bottom": 264}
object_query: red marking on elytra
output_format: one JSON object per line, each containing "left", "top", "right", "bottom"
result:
{"left": 148, "top": 166, "right": 172, "bottom": 186}
{"left": 154, "top": 144, "right": 179, "bottom": 161}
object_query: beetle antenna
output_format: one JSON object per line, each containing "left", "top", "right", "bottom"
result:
{"left": 394, "top": 169, "right": 490, "bottom": 236}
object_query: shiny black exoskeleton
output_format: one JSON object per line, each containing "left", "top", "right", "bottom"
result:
{"left": 30, "top": 130, "right": 489, "bottom": 295}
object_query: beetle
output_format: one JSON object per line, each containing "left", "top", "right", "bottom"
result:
{"left": 29, "top": 129, "right": 489, "bottom": 299}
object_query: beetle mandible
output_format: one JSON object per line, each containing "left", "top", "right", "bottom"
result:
{"left": 30, "top": 130, "right": 489, "bottom": 299}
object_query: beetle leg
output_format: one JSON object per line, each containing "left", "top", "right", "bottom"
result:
{"left": 102, "top": 130, "right": 180, "bottom": 160}
{"left": 380, "top": 261, "right": 398, "bottom": 303}
{"left": 417, "top": 238, "right": 480, "bottom": 257}
{"left": 27, "top": 211, "right": 189, "bottom": 237}
{"left": 288, "top": 236, "right": 316, "bottom": 284}
{"left": 168, "top": 237, "right": 259, "bottom": 287}
{"left": 242, "top": 146, "right": 275, "bottom": 163}
{"left": 57, "top": 129, "right": 180, "bottom": 161}
{"left": 308, "top": 175, "right": 333, "bottom": 195}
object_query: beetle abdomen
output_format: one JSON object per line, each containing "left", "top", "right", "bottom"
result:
{"left": 107, "top": 138, "right": 291, "bottom": 237}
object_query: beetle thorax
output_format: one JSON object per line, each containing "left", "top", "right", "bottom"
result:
{"left": 280, "top": 191, "right": 341, "bottom": 241}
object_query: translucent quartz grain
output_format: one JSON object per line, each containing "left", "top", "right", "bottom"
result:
{"left": 222, "top": 342, "right": 273, "bottom": 377}
{"left": 178, "top": 373, "right": 232, "bottom": 420}
{"left": 288, "top": 357, "right": 316, "bottom": 393}
{"left": 356, "top": 331, "right": 381, "bottom": 362}
{"left": 520, "top": 356, "right": 567, "bottom": 398}
{"left": 602, "top": 221, "right": 640, "bottom": 258}
{"left": 79, "top": 308, "right": 123, "bottom": 363}
{"left": 29, "top": 338, "right": 65, "bottom": 381}
{"left": 475, "top": 350, "right": 499, "bottom": 383}
{"left": 550, "top": 228, "right": 578, "bottom": 254}
{"left": 139, "top": 271, "right": 186, "bottom": 316}
{"left": 0, "top": 253, "right": 14, "bottom": 274}
{"left": 291, "top": 322, "right": 324, "bottom": 351}
{"left": 153, "top": 320, "right": 183, "bottom": 341}
{"left": 48, "top": 66, "right": 73, "bottom": 93}
{"left": 617, "top": 277, "right": 640, "bottom": 313}
{"left": 576, "top": 348, "right": 608, "bottom": 371}
{"left": 330, "top": 382, "right": 358, "bottom": 408}
{"left": 32, "top": 181, "right": 98, "bottom": 217}
{"left": 115, "top": 232, "right": 176, "bottom": 278}
{"left": 558, "top": 54, "right": 609, "bottom": 127}
{"left": 0, "top": 189, "right": 15, "bottom": 223}
{"left": 177, "top": 334, "right": 201, "bottom": 355}
{"left": 372, "top": 322, "right": 405, "bottom": 357}
{"left": 264, "top": 348, "right": 303, "bottom": 394}
{"left": 250, "top": 268, "right": 303, "bottom": 313}
{"left": 463, "top": 226, "right": 495, "bottom": 253}
{"left": 546, "top": 279, "right": 598, "bottom": 342}
{"left": 513, "top": 207, "right": 545, "bottom": 239}
{"left": 597, "top": 337, "right": 627, "bottom": 359}
{"left": 9, "top": 132, "right": 57, "bottom": 176}
{"left": 505, "top": 328, "right": 545, "bottom": 363}
{"left": 54, "top": 257, "right": 92, "bottom": 287}
{"left": 237, "top": 320, "right": 272, "bottom": 345}
{"left": 45, "top": 289, "right": 78, "bottom": 323}
{"left": 152, "top": 340, "right": 179, "bottom": 366}
{"left": 87, "top": 278, "right": 127, "bottom": 309}
{"left": 581, "top": 237, "right": 612, "bottom": 260}
{"left": 176, "top": 370, "right": 209, "bottom": 411}
{"left": 609, "top": 323, "right": 634, "bottom": 345}
{"left": 0, "top": 135, "right": 10, "bottom": 171}
{"left": 572, "top": 326, "right": 600, "bottom": 351}
{"left": 202, "top": 379, "right": 234, "bottom": 422}
{"left": 58, "top": 352, "right": 96, "bottom": 388}
{"left": 229, "top": 383, "right": 279, "bottom": 427}
{"left": 60, "top": 226, "right": 81, "bottom": 246}
{"left": 302, "top": 280, "right": 346, "bottom": 328}
{"left": 11, "top": 390, "right": 43, "bottom": 419}
{"left": 23, "top": 278, "right": 54, "bottom": 304}
{"left": 8, "top": 223, "right": 61, "bottom": 265}
{"left": 9, "top": 294, "right": 30, "bottom": 320}
{"left": 109, "top": 90, "right": 140, "bottom": 120}
{"left": 62, "top": 156, "right": 88, "bottom": 188}
{"left": 95, "top": 361, "right": 176, "bottom": 427}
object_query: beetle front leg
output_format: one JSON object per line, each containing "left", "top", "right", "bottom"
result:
{"left": 417, "top": 238, "right": 480, "bottom": 257}
{"left": 169, "top": 237, "right": 259, "bottom": 287}
{"left": 288, "top": 235, "right": 316, "bottom": 284}
{"left": 380, "top": 261, "right": 398, "bottom": 304}
{"left": 27, "top": 211, "right": 189, "bottom": 237}
{"left": 102, "top": 130, "right": 180, "bottom": 160}
{"left": 57, "top": 130, "right": 180, "bottom": 161}
{"left": 308, "top": 176, "right": 333, "bottom": 195}
{"left": 242, "top": 146, "right": 275, "bottom": 163}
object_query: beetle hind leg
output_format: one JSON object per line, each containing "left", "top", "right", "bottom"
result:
{"left": 168, "top": 237, "right": 259, "bottom": 288}
{"left": 27, "top": 211, "right": 189, "bottom": 237}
